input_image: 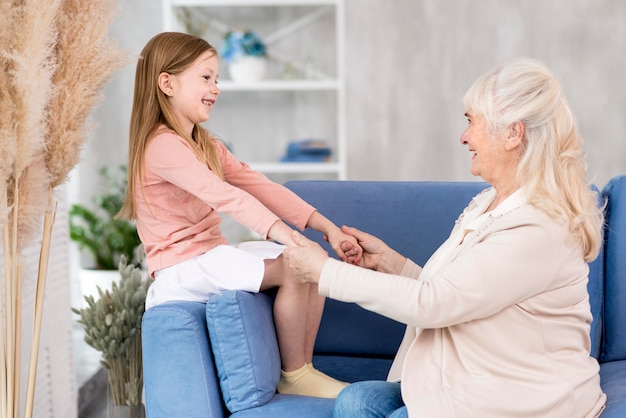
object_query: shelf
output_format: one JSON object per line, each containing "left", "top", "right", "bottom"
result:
{"left": 163, "top": 0, "right": 346, "bottom": 180}
{"left": 247, "top": 162, "right": 342, "bottom": 174}
{"left": 170, "top": 0, "right": 338, "bottom": 6}
{"left": 218, "top": 79, "right": 339, "bottom": 91}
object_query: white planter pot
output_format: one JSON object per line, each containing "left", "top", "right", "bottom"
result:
{"left": 78, "top": 269, "right": 120, "bottom": 308}
{"left": 228, "top": 56, "right": 267, "bottom": 83}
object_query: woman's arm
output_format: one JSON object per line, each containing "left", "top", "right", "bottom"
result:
{"left": 284, "top": 226, "right": 408, "bottom": 285}
{"left": 340, "top": 225, "right": 407, "bottom": 274}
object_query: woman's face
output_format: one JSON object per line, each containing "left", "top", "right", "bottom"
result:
{"left": 460, "top": 111, "right": 511, "bottom": 184}
{"left": 167, "top": 50, "right": 220, "bottom": 134}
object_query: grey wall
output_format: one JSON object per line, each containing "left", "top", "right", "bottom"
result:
{"left": 343, "top": 0, "right": 626, "bottom": 186}
{"left": 78, "top": 0, "right": 626, "bottom": 201}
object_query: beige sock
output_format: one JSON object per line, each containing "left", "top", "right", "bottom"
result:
{"left": 278, "top": 364, "right": 348, "bottom": 398}
{"left": 306, "top": 362, "right": 344, "bottom": 383}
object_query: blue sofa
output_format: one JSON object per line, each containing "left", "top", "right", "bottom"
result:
{"left": 142, "top": 175, "right": 626, "bottom": 417}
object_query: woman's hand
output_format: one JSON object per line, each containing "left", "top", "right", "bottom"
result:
{"left": 341, "top": 225, "right": 406, "bottom": 274}
{"left": 325, "top": 227, "right": 362, "bottom": 264}
{"left": 283, "top": 231, "right": 330, "bottom": 284}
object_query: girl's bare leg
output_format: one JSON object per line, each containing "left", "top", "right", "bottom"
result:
{"left": 261, "top": 256, "right": 309, "bottom": 371}
{"left": 305, "top": 284, "right": 325, "bottom": 361}
{"left": 261, "top": 255, "right": 347, "bottom": 398}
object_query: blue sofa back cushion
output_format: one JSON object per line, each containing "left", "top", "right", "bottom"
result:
{"left": 601, "top": 175, "right": 626, "bottom": 362}
{"left": 285, "top": 180, "right": 604, "bottom": 360}
{"left": 206, "top": 290, "right": 281, "bottom": 413}
{"left": 285, "top": 180, "right": 488, "bottom": 356}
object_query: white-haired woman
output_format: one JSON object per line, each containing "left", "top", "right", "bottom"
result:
{"left": 284, "top": 58, "right": 606, "bottom": 417}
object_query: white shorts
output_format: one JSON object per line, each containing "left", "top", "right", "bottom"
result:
{"left": 145, "top": 241, "right": 285, "bottom": 310}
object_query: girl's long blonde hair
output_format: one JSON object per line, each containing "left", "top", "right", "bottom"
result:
{"left": 118, "top": 32, "right": 224, "bottom": 220}
{"left": 463, "top": 58, "right": 604, "bottom": 262}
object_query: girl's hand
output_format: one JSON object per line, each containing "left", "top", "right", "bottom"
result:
{"left": 325, "top": 227, "right": 362, "bottom": 264}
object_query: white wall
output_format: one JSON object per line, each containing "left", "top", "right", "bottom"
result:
{"left": 79, "top": 0, "right": 626, "bottom": 199}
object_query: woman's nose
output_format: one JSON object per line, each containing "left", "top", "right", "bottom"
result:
{"left": 460, "top": 130, "right": 468, "bottom": 145}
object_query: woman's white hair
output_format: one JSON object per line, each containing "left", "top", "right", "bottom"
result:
{"left": 463, "top": 58, "right": 603, "bottom": 261}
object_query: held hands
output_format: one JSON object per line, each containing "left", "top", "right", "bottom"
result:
{"left": 340, "top": 225, "right": 406, "bottom": 274}
{"left": 324, "top": 227, "right": 363, "bottom": 264}
{"left": 283, "top": 231, "right": 330, "bottom": 284}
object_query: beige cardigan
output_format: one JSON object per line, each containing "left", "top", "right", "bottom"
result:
{"left": 318, "top": 188, "right": 606, "bottom": 417}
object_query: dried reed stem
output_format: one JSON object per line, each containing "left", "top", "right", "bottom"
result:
{"left": 1, "top": 0, "right": 125, "bottom": 415}
{"left": 24, "top": 188, "right": 57, "bottom": 418}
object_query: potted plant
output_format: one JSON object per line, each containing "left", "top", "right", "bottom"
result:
{"left": 70, "top": 164, "right": 141, "bottom": 270}
{"left": 220, "top": 29, "right": 268, "bottom": 82}
{"left": 70, "top": 165, "right": 142, "bottom": 305}
{"left": 72, "top": 255, "right": 151, "bottom": 418}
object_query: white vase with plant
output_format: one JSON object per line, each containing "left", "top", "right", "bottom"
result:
{"left": 69, "top": 164, "right": 143, "bottom": 306}
{"left": 220, "top": 29, "right": 268, "bottom": 82}
{"left": 72, "top": 253, "right": 151, "bottom": 418}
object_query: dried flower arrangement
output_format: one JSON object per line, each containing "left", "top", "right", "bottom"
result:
{"left": 0, "top": 0, "right": 127, "bottom": 416}
{"left": 72, "top": 255, "right": 151, "bottom": 412}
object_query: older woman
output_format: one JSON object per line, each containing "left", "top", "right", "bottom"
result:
{"left": 284, "top": 58, "right": 606, "bottom": 417}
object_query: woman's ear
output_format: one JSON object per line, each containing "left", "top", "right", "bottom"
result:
{"left": 157, "top": 72, "right": 173, "bottom": 96}
{"left": 505, "top": 121, "right": 525, "bottom": 151}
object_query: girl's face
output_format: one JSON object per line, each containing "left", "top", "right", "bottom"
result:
{"left": 167, "top": 50, "right": 220, "bottom": 134}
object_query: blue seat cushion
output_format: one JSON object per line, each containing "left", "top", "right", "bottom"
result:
{"left": 599, "top": 360, "right": 626, "bottom": 418}
{"left": 232, "top": 394, "right": 334, "bottom": 417}
{"left": 206, "top": 290, "right": 281, "bottom": 413}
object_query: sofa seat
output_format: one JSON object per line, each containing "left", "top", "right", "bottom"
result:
{"left": 599, "top": 361, "right": 626, "bottom": 418}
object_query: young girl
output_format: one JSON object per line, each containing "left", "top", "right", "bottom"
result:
{"left": 117, "top": 31, "right": 360, "bottom": 399}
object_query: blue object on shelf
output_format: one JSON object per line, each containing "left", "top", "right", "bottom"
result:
{"left": 281, "top": 139, "right": 332, "bottom": 163}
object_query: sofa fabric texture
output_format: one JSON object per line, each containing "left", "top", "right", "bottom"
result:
{"left": 206, "top": 290, "right": 281, "bottom": 412}
{"left": 142, "top": 177, "right": 626, "bottom": 417}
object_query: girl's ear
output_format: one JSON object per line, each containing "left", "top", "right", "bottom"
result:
{"left": 157, "top": 72, "right": 173, "bottom": 96}
{"left": 505, "top": 121, "right": 524, "bottom": 151}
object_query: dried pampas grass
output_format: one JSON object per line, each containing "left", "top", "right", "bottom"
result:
{"left": 8, "top": 0, "right": 60, "bottom": 179}
{"left": 46, "top": 0, "right": 129, "bottom": 188}
{"left": 0, "top": 0, "right": 127, "bottom": 416}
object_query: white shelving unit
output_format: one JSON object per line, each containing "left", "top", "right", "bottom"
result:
{"left": 162, "top": 0, "right": 346, "bottom": 180}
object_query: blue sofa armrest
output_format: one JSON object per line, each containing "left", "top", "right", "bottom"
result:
{"left": 598, "top": 175, "right": 626, "bottom": 418}
{"left": 142, "top": 301, "right": 226, "bottom": 418}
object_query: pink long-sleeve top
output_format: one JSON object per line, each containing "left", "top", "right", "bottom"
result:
{"left": 135, "top": 128, "right": 316, "bottom": 277}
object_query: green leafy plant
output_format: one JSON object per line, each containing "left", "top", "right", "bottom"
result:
{"left": 72, "top": 255, "right": 151, "bottom": 409}
{"left": 69, "top": 165, "right": 141, "bottom": 270}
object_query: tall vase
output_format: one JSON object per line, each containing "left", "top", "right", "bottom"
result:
{"left": 108, "top": 404, "right": 145, "bottom": 418}
{"left": 228, "top": 55, "right": 267, "bottom": 83}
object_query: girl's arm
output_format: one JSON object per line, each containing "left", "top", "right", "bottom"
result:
{"left": 267, "top": 220, "right": 298, "bottom": 247}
